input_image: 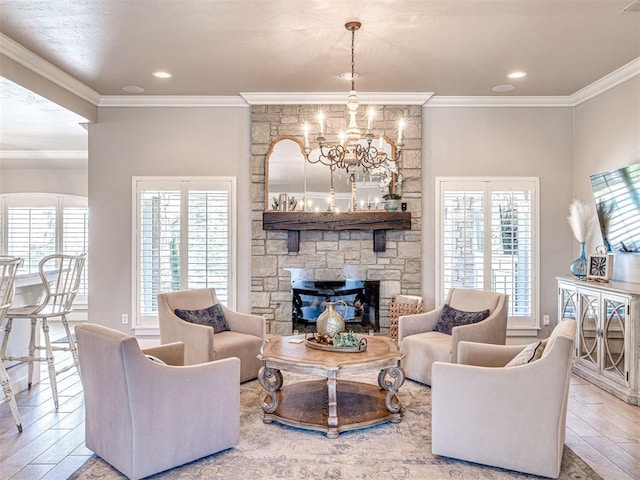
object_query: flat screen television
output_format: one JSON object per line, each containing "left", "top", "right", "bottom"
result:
{"left": 590, "top": 162, "right": 640, "bottom": 253}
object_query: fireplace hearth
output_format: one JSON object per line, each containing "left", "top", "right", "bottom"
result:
{"left": 291, "top": 280, "right": 380, "bottom": 333}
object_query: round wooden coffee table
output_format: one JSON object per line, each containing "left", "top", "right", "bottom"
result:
{"left": 257, "top": 335, "right": 405, "bottom": 438}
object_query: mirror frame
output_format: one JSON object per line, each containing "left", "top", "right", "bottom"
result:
{"left": 264, "top": 136, "right": 307, "bottom": 211}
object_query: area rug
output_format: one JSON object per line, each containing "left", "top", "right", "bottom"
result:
{"left": 69, "top": 373, "right": 601, "bottom": 480}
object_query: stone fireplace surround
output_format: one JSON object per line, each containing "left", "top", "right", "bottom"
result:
{"left": 250, "top": 104, "right": 422, "bottom": 334}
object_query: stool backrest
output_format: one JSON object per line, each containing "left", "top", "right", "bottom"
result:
{"left": 38, "top": 253, "right": 87, "bottom": 314}
{"left": 0, "top": 257, "right": 22, "bottom": 319}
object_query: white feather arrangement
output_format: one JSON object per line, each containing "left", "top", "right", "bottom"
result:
{"left": 567, "top": 199, "right": 593, "bottom": 243}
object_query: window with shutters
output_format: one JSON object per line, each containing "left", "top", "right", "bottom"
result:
{"left": 436, "top": 178, "right": 539, "bottom": 332}
{"left": 0, "top": 194, "right": 89, "bottom": 298}
{"left": 132, "top": 177, "right": 236, "bottom": 329}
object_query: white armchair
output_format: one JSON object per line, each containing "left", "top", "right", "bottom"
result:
{"left": 157, "top": 288, "right": 265, "bottom": 382}
{"left": 398, "top": 288, "right": 508, "bottom": 385}
{"left": 76, "top": 323, "right": 240, "bottom": 480}
{"left": 431, "top": 319, "right": 577, "bottom": 479}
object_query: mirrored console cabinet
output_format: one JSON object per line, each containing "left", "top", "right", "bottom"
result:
{"left": 557, "top": 276, "right": 640, "bottom": 405}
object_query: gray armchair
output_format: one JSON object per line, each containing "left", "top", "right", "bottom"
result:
{"left": 76, "top": 323, "right": 240, "bottom": 480}
{"left": 398, "top": 288, "right": 508, "bottom": 385}
{"left": 157, "top": 288, "right": 265, "bottom": 382}
{"left": 431, "top": 319, "right": 577, "bottom": 478}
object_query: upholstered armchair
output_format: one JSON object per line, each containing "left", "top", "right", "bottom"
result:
{"left": 398, "top": 288, "right": 508, "bottom": 385}
{"left": 431, "top": 319, "right": 577, "bottom": 479}
{"left": 157, "top": 288, "right": 265, "bottom": 382}
{"left": 76, "top": 323, "right": 240, "bottom": 480}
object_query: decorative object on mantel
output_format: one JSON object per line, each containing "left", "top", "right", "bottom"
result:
{"left": 272, "top": 193, "right": 297, "bottom": 212}
{"left": 370, "top": 159, "right": 403, "bottom": 211}
{"left": 567, "top": 199, "right": 593, "bottom": 278}
{"left": 301, "top": 21, "right": 406, "bottom": 213}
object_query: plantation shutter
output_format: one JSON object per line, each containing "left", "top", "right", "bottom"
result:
{"left": 437, "top": 178, "right": 538, "bottom": 330}
{"left": 7, "top": 206, "right": 57, "bottom": 273}
{"left": 187, "top": 190, "right": 230, "bottom": 305}
{"left": 63, "top": 205, "right": 89, "bottom": 295}
{"left": 134, "top": 178, "right": 235, "bottom": 328}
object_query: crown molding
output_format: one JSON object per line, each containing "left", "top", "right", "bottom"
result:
{"left": 239, "top": 92, "right": 433, "bottom": 105}
{"left": 0, "top": 33, "right": 101, "bottom": 106}
{"left": 425, "top": 96, "right": 575, "bottom": 107}
{"left": 99, "top": 95, "right": 249, "bottom": 107}
{"left": 0, "top": 150, "right": 87, "bottom": 160}
{"left": 569, "top": 56, "right": 640, "bottom": 106}
{"left": 428, "top": 57, "right": 640, "bottom": 107}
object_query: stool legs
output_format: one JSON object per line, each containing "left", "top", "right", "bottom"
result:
{"left": 1, "top": 316, "right": 80, "bottom": 411}
{"left": 1, "top": 362, "right": 22, "bottom": 432}
{"left": 41, "top": 319, "right": 59, "bottom": 410}
{"left": 61, "top": 315, "right": 79, "bottom": 371}
{"left": 28, "top": 318, "right": 37, "bottom": 388}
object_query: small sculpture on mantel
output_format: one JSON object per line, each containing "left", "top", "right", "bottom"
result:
{"left": 271, "top": 194, "right": 297, "bottom": 212}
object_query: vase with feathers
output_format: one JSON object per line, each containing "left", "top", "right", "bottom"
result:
{"left": 567, "top": 199, "right": 593, "bottom": 278}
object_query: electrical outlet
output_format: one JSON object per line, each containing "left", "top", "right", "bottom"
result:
{"left": 122, "top": 314, "right": 129, "bottom": 325}
{"left": 543, "top": 314, "right": 550, "bottom": 326}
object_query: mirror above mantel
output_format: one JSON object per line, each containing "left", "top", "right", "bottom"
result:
{"left": 265, "top": 136, "right": 397, "bottom": 213}
{"left": 263, "top": 136, "right": 410, "bottom": 253}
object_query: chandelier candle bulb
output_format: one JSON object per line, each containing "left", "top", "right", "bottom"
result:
{"left": 318, "top": 113, "right": 325, "bottom": 136}
{"left": 367, "top": 108, "right": 374, "bottom": 132}
{"left": 397, "top": 120, "right": 404, "bottom": 145}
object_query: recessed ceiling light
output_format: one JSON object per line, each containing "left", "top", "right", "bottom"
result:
{"left": 121, "top": 85, "right": 145, "bottom": 93}
{"left": 492, "top": 84, "right": 516, "bottom": 93}
{"left": 152, "top": 71, "right": 172, "bottom": 79}
{"left": 507, "top": 71, "right": 527, "bottom": 79}
{"left": 339, "top": 72, "right": 359, "bottom": 81}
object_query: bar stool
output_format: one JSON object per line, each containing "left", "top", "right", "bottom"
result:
{"left": 0, "top": 253, "right": 86, "bottom": 410}
{"left": 0, "top": 256, "right": 23, "bottom": 432}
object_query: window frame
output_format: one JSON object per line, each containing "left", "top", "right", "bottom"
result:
{"left": 435, "top": 177, "right": 540, "bottom": 334}
{"left": 0, "top": 193, "right": 89, "bottom": 306}
{"left": 131, "top": 176, "right": 237, "bottom": 332}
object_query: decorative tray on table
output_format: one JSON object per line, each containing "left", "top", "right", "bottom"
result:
{"left": 304, "top": 332, "right": 367, "bottom": 353}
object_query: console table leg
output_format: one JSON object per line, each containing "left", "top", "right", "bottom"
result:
{"left": 378, "top": 366, "right": 405, "bottom": 414}
{"left": 258, "top": 366, "right": 283, "bottom": 414}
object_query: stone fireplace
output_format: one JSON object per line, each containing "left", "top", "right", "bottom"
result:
{"left": 250, "top": 104, "right": 423, "bottom": 334}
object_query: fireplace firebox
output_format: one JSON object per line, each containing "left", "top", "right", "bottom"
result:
{"left": 291, "top": 280, "right": 380, "bottom": 333}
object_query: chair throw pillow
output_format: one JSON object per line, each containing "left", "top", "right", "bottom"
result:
{"left": 505, "top": 339, "right": 547, "bottom": 367}
{"left": 433, "top": 304, "right": 491, "bottom": 335}
{"left": 174, "top": 303, "right": 230, "bottom": 333}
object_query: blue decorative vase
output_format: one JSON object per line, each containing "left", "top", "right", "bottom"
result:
{"left": 570, "top": 242, "right": 588, "bottom": 278}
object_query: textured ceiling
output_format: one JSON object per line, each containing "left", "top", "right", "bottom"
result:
{"left": 0, "top": 0, "right": 639, "bottom": 97}
{"left": 0, "top": 1, "right": 639, "bottom": 159}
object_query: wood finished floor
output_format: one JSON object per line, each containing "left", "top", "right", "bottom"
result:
{"left": 1, "top": 328, "right": 639, "bottom": 479}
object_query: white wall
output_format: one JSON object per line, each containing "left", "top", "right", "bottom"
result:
{"left": 422, "top": 106, "right": 575, "bottom": 336}
{"left": 88, "top": 106, "right": 251, "bottom": 333}
{"left": 0, "top": 163, "right": 87, "bottom": 196}
{"left": 573, "top": 76, "right": 640, "bottom": 280}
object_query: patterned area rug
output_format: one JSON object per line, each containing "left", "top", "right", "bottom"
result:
{"left": 69, "top": 373, "right": 601, "bottom": 480}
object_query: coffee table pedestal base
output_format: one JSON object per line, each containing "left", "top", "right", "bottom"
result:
{"left": 261, "top": 379, "right": 402, "bottom": 438}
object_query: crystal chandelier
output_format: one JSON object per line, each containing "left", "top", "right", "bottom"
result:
{"left": 302, "top": 21, "right": 405, "bottom": 175}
